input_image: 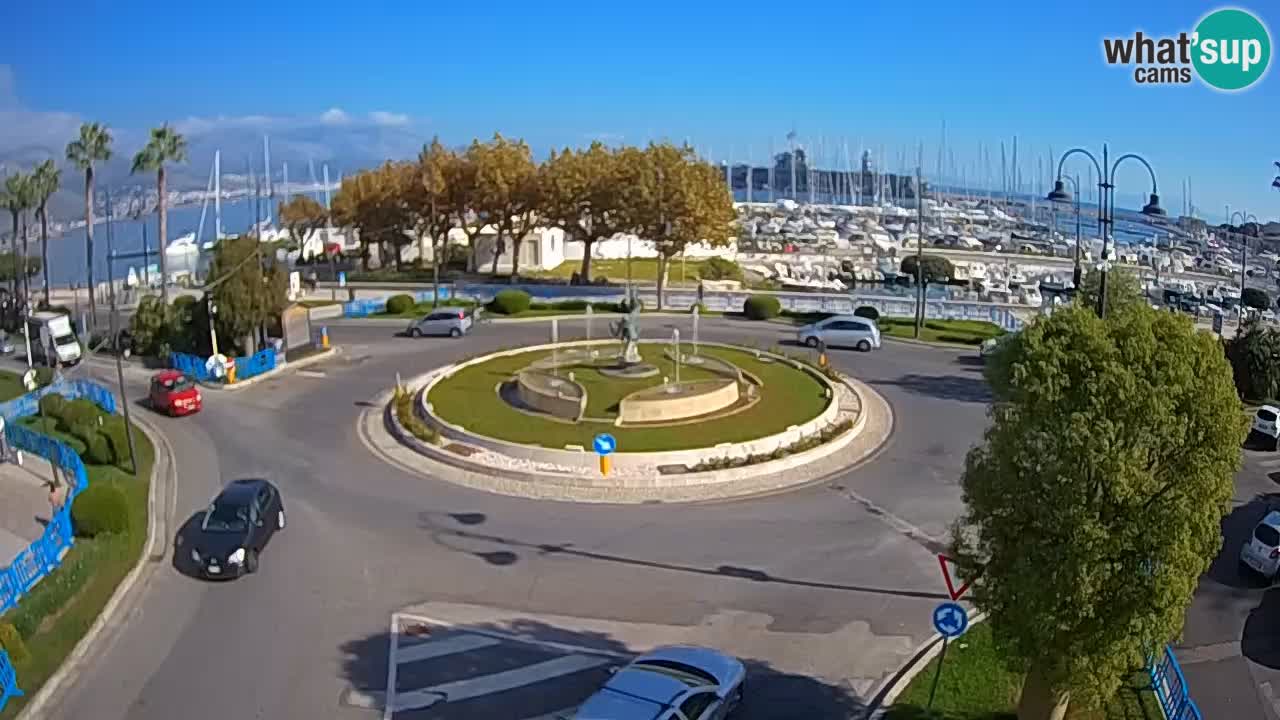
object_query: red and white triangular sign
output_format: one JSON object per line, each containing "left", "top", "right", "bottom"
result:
{"left": 938, "top": 554, "right": 973, "bottom": 601}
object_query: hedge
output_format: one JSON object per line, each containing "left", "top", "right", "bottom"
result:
{"left": 489, "top": 289, "right": 532, "bottom": 315}
{"left": 0, "top": 621, "right": 29, "bottom": 664}
{"left": 70, "top": 482, "right": 130, "bottom": 537}
{"left": 386, "top": 293, "right": 416, "bottom": 315}
{"left": 743, "top": 295, "right": 782, "bottom": 320}
{"left": 854, "top": 306, "right": 881, "bottom": 321}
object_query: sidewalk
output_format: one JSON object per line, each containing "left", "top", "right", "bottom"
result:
{"left": 0, "top": 454, "right": 60, "bottom": 567}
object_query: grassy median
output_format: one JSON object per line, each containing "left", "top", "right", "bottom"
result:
{"left": 0, "top": 423, "right": 154, "bottom": 720}
{"left": 887, "top": 623, "right": 1160, "bottom": 720}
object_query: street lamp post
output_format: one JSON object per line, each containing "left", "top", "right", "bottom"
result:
{"left": 101, "top": 187, "right": 140, "bottom": 475}
{"left": 1047, "top": 144, "right": 1166, "bottom": 318}
{"left": 1230, "top": 210, "right": 1259, "bottom": 334}
{"left": 1059, "top": 174, "right": 1084, "bottom": 288}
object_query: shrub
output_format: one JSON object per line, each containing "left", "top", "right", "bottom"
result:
{"left": 385, "top": 294, "right": 416, "bottom": 315}
{"left": 99, "top": 416, "right": 134, "bottom": 469}
{"left": 743, "top": 295, "right": 782, "bottom": 320}
{"left": 854, "top": 306, "right": 880, "bottom": 321}
{"left": 84, "top": 430, "right": 116, "bottom": 466}
{"left": 0, "top": 622, "right": 29, "bottom": 663}
{"left": 551, "top": 300, "right": 589, "bottom": 311}
{"left": 39, "top": 391, "right": 68, "bottom": 418}
{"left": 20, "top": 415, "right": 88, "bottom": 456}
{"left": 489, "top": 289, "right": 532, "bottom": 315}
{"left": 698, "top": 257, "right": 745, "bottom": 283}
{"left": 58, "top": 397, "right": 103, "bottom": 428}
{"left": 70, "top": 482, "right": 130, "bottom": 537}
{"left": 394, "top": 387, "right": 439, "bottom": 444}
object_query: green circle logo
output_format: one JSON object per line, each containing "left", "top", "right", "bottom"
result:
{"left": 1193, "top": 8, "right": 1271, "bottom": 90}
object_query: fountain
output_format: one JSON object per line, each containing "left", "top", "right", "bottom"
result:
{"left": 599, "top": 287, "right": 659, "bottom": 379}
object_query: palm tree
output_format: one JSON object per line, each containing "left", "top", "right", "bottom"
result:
{"left": 32, "top": 160, "right": 61, "bottom": 306}
{"left": 131, "top": 125, "right": 187, "bottom": 307}
{"left": 0, "top": 172, "right": 26, "bottom": 295}
{"left": 66, "top": 122, "right": 113, "bottom": 327}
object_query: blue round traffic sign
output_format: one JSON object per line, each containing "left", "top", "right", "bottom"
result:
{"left": 593, "top": 433, "right": 617, "bottom": 456}
{"left": 932, "top": 602, "right": 969, "bottom": 638}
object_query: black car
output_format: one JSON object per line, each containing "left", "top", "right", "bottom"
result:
{"left": 185, "top": 479, "right": 285, "bottom": 579}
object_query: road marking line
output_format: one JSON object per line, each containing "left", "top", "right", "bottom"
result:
{"left": 394, "top": 612, "right": 631, "bottom": 659}
{"left": 1259, "top": 458, "right": 1280, "bottom": 469}
{"left": 520, "top": 707, "right": 579, "bottom": 720}
{"left": 383, "top": 614, "right": 401, "bottom": 720}
{"left": 395, "top": 634, "right": 501, "bottom": 664}
{"left": 297, "top": 369, "right": 327, "bottom": 378}
{"left": 391, "top": 654, "right": 610, "bottom": 712}
{"left": 344, "top": 689, "right": 385, "bottom": 710}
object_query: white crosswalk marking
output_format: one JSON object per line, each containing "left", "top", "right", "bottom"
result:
{"left": 1259, "top": 457, "right": 1280, "bottom": 469}
{"left": 519, "top": 707, "right": 578, "bottom": 720}
{"left": 392, "top": 654, "right": 610, "bottom": 712}
{"left": 396, "top": 634, "right": 501, "bottom": 665}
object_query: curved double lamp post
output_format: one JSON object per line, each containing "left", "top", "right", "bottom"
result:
{"left": 1047, "top": 145, "right": 1166, "bottom": 318}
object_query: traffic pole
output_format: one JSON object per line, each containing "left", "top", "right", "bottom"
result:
{"left": 599, "top": 454, "right": 611, "bottom": 477}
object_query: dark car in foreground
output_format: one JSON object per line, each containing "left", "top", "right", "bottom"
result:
{"left": 182, "top": 479, "right": 285, "bottom": 579}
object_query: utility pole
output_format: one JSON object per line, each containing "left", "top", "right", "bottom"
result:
{"left": 102, "top": 187, "right": 140, "bottom": 475}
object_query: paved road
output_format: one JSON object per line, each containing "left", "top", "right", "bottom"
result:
{"left": 42, "top": 315, "right": 990, "bottom": 720}
{"left": 1180, "top": 447, "right": 1280, "bottom": 720}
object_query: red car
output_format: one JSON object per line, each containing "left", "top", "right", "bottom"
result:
{"left": 149, "top": 370, "right": 202, "bottom": 416}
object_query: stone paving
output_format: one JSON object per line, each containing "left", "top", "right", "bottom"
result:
{"left": 0, "top": 454, "right": 61, "bottom": 566}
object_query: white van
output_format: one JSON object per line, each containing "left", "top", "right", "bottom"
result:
{"left": 27, "top": 311, "right": 82, "bottom": 367}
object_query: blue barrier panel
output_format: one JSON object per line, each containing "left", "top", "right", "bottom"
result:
{"left": 170, "top": 352, "right": 212, "bottom": 382}
{"left": 0, "top": 649, "right": 22, "bottom": 712}
{"left": 233, "top": 348, "right": 276, "bottom": 381}
{"left": 1149, "top": 645, "right": 1202, "bottom": 720}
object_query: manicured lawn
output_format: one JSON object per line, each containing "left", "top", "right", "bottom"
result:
{"left": 527, "top": 258, "right": 714, "bottom": 286}
{"left": 348, "top": 266, "right": 438, "bottom": 283}
{"left": 376, "top": 298, "right": 715, "bottom": 321}
{"left": 0, "top": 370, "right": 26, "bottom": 402}
{"left": 879, "top": 318, "right": 1005, "bottom": 346}
{"left": 427, "top": 344, "right": 830, "bottom": 451}
{"left": 0, "top": 422, "right": 155, "bottom": 720}
{"left": 887, "top": 623, "right": 1161, "bottom": 720}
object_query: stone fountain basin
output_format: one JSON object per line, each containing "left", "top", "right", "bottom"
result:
{"left": 617, "top": 378, "right": 740, "bottom": 425}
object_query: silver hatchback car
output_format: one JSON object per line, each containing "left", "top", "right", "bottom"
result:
{"left": 406, "top": 308, "right": 472, "bottom": 338}
{"left": 574, "top": 646, "right": 744, "bottom": 720}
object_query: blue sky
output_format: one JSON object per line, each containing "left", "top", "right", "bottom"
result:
{"left": 3, "top": 0, "right": 1277, "bottom": 221}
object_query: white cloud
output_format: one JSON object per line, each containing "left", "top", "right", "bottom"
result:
{"left": 369, "top": 111, "right": 410, "bottom": 127}
{"left": 320, "top": 108, "right": 351, "bottom": 125}
{"left": 172, "top": 114, "right": 278, "bottom": 136}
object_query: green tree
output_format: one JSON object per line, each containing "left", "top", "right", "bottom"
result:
{"left": 473, "top": 134, "right": 541, "bottom": 281}
{"left": 622, "top": 143, "right": 735, "bottom": 309}
{"left": 406, "top": 138, "right": 460, "bottom": 307}
{"left": 0, "top": 171, "right": 35, "bottom": 298}
{"left": 277, "top": 194, "right": 328, "bottom": 255}
{"left": 32, "top": 159, "right": 61, "bottom": 306}
{"left": 0, "top": 252, "right": 42, "bottom": 284}
{"left": 540, "top": 142, "right": 631, "bottom": 283}
{"left": 66, "top": 122, "right": 113, "bottom": 326}
{"left": 1242, "top": 287, "right": 1270, "bottom": 311}
{"left": 331, "top": 162, "right": 414, "bottom": 272}
{"left": 207, "top": 235, "right": 287, "bottom": 355}
{"left": 900, "top": 254, "right": 954, "bottom": 286}
{"left": 1076, "top": 267, "right": 1147, "bottom": 315}
{"left": 954, "top": 303, "right": 1244, "bottom": 719}
{"left": 1225, "top": 318, "right": 1280, "bottom": 402}
{"left": 131, "top": 125, "right": 187, "bottom": 307}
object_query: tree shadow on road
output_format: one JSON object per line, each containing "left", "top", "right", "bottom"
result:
{"left": 415, "top": 511, "right": 950, "bottom": 601}
{"left": 1242, "top": 588, "right": 1280, "bottom": 669}
{"left": 1205, "top": 493, "right": 1280, "bottom": 590}
{"left": 878, "top": 374, "right": 992, "bottom": 404}
{"left": 337, "top": 618, "right": 870, "bottom": 719}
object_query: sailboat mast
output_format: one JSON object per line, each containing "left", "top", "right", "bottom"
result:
{"left": 214, "top": 150, "right": 222, "bottom": 239}
{"left": 263, "top": 136, "right": 273, "bottom": 224}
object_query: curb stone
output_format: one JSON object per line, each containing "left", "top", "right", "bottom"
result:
{"left": 863, "top": 612, "right": 987, "bottom": 719}
{"left": 15, "top": 414, "right": 176, "bottom": 720}
{"left": 203, "top": 346, "right": 341, "bottom": 392}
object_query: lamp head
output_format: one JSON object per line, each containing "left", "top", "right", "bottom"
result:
{"left": 1141, "top": 193, "right": 1167, "bottom": 217}
{"left": 1047, "top": 180, "right": 1073, "bottom": 204}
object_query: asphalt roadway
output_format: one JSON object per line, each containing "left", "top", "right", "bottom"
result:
{"left": 15, "top": 314, "right": 987, "bottom": 720}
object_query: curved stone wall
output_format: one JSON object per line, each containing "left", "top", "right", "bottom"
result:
{"left": 617, "top": 379, "right": 739, "bottom": 424}
{"left": 515, "top": 370, "right": 586, "bottom": 421}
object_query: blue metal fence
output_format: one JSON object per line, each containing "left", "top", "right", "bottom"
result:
{"left": 0, "top": 649, "right": 21, "bottom": 712}
{"left": 1150, "top": 645, "right": 1202, "bottom": 720}
{"left": 0, "top": 380, "right": 111, "bottom": 711}
{"left": 170, "top": 347, "right": 276, "bottom": 384}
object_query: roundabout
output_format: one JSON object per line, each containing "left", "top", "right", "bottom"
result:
{"left": 381, "top": 336, "right": 888, "bottom": 501}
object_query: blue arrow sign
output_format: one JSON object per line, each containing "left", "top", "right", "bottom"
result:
{"left": 932, "top": 602, "right": 969, "bottom": 638}
{"left": 593, "top": 433, "right": 617, "bottom": 456}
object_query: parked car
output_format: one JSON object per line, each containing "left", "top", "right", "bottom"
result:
{"left": 148, "top": 370, "right": 202, "bottom": 416}
{"left": 573, "top": 646, "right": 745, "bottom": 720}
{"left": 406, "top": 308, "right": 472, "bottom": 338}
{"left": 1241, "top": 510, "right": 1280, "bottom": 579}
{"left": 1252, "top": 405, "right": 1280, "bottom": 450}
{"left": 796, "top": 315, "right": 880, "bottom": 352}
{"left": 182, "top": 479, "right": 286, "bottom": 579}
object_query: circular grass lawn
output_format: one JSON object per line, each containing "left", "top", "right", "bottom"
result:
{"left": 426, "top": 344, "right": 832, "bottom": 452}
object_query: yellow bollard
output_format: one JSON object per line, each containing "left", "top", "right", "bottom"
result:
{"left": 321, "top": 326, "right": 330, "bottom": 349}
{"left": 599, "top": 454, "right": 611, "bottom": 477}
{"left": 819, "top": 352, "right": 828, "bottom": 368}
{"left": 227, "top": 366, "right": 237, "bottom": 384}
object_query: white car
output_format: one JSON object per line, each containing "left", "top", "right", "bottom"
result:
{"left": 1252, "top": 406, "right": 1280, "bottom": 450}
{"left": 1241, "top": 510, "right": 1280, "bottom": 579}
{"left": 406, "top": 308, "right": 472, "bottom": 338}
{"left": 574, "top": 646, "right": 745, "bottom": 720}
{"left": 796, "top": 315, "right": 881, "bottom": 352}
